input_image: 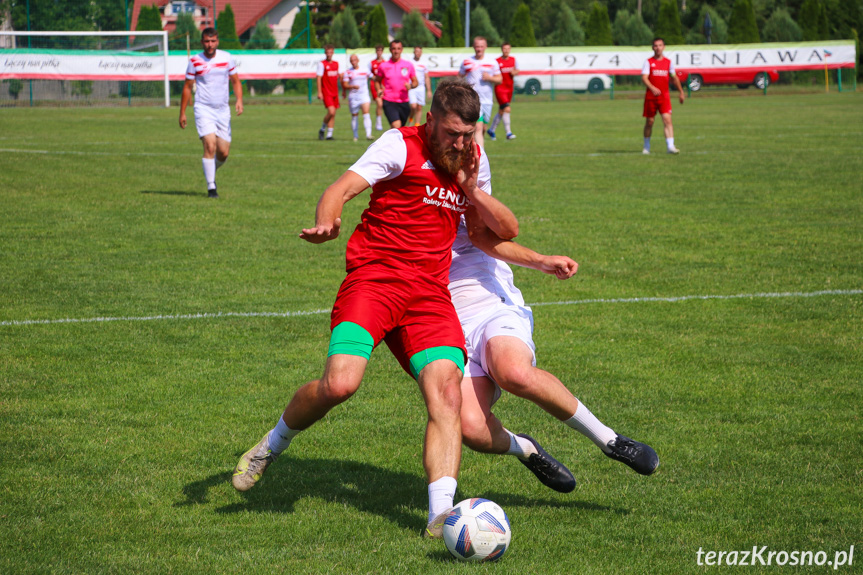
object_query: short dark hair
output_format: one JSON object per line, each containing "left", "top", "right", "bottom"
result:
{"left": 430, "top": 78, "right": 480, "bottom": 125}
{"left": 390, "top": 39, "right": 403, "bottom": 48}
{"left": 652, "top": 37, "right": 665, "bottom": 44}
{"left": 375, "top": 44, "right": 384, "bottom": 50}
{"left": 501, "top": 42, "right": 511, "bottom": 48}
{"left": 202, "top": 27, "right": 217, "bottom": 39}
{"left": 324, "top": 43, "right": 335, "bottom": 50}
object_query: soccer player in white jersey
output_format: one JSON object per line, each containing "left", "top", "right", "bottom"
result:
{"left": 448, "top": 193, "right": 661, "bottom": 491}
{"left": 408, "top": 46, "right": 432, "bottom": 127}
{"left": 179, "top": 28, "right": 243, "bottom": 198}
{"left": 342, "top": 54, "right": 374, "bottom": 141}
{"left": 458, "top": 36, "right": 501, "bottom": 148}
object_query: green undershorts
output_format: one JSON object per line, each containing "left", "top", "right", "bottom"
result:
{"left": 328, "top": 321, "right": 375, "bottom": 359}
{"left": 408, "top": 346, "right": 465, "bottom": 380}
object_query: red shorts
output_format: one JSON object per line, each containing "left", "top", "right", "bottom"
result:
{"left": 370, "top": 82, "right": 380, "bottom": 99}
{"left": 643, "top": 95, "right": 671, "bottom": 117}
{"left": 323, "top": 94, "right": 340, "bottom": 109}
{"left": 330, "top": 263, "right": 466, "bottom": 376}
{"left": 495, "top": 86, "right": 513, "bottom": 107}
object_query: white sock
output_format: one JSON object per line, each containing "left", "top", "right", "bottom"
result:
{"left": 666, "top": 137, "right": 675, "bottom": 150}
{"left": 351, "top": 115, "right": 359, "bottom": 138}
{"left": 202, "top": 158, "right": 216, "bottom": 189}
{"left": 215, "top": 158, "right": 225, "bottom": 170}
{"left": 326, "top": 127, "right": 334, "bottom": 138}
{"left": 503, "top": 111, "right": 512, "bottom": 134}
{"left": 644, "top": 137, "right": 651, "bottom": 151}
{"left": 363, "top": 113, "right": 372, "bottom": 138}
{"left": 564, "top": 401, "right": 617, "bottom": 453}
{"left": 268, "top": 417, "right": 300, "bottom": 455}
{"left": 375, "top": 115, "right": 383, "bottom": 130}
{"left": 489, "top": 113, "right": 502, "bottom": 133}
{"left": 504, "top": 429, "right": 538, "bottom": 460}
{"left": 428, "top": 476, "right": 457, "bottom": 523}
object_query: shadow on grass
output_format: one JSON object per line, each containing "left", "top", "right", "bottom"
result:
{"left": 175, "top": 456, "right": 627, "bottom": 534}
{"left": 140, "top": 190, "right": 202, "bottom": 196}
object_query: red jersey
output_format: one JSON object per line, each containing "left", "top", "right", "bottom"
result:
{"left": 369, "top": 58, "right": 383, "bottom": 97}
{"left": 317, "top": 59, "right": 340, "bottom": 99}
{"left": 496, "top": 56, "right": 516, "bottom": 93}
{"left": 643, "top": 56, "right": 674, "bottom": 98}
{"left": 346, "top": 125, "right": 469, "bottom": 285}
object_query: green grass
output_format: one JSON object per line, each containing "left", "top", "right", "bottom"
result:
{"left": 1, "top": 92, "right": 861, "bottom": 574}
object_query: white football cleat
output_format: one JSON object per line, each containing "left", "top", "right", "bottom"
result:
{"left": 642, "top": 148, "right": 650, "bottom": 155}
{"left": 667, "top": 147, "right": 680, "bottom": 154}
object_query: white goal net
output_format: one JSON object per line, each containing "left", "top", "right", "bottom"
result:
{"left": 0, "top": 31, "right": 169, "bottom": 107}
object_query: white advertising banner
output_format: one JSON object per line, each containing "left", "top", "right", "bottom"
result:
{"left": 1, "top": 41, "right": 855, "bottom": 81}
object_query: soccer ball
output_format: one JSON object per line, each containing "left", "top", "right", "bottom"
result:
{"left": 442, "top": 498, "right": 511, "bottom": 562}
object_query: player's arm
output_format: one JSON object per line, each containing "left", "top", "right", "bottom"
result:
{"left": 671, "top": 71, "right": 685, "bottom": 103}
{"left": 230, "top": 72, "right": 243, "bottom": 115}
{"left": 642, "top": 67, "right": 661, "bottom": 97}
{"left": 425, "top": 73, "right": 432, "bottom": 97}
{"left": 467, "top": 215, "right": 578, "bottom": 280}
{"left": 316, "top": 74, "right": 323, "bottom": 100}
{"left": 179, "top": 78, "right": 195, "bottom": 128}
{"left": 485, "top": 71, "right": 503, "bottom": 85}
{"left": 299, "top": 171, "right": 369, "bottom": 244}
{"left": 459, "top": 144, "right": 518, "bottom": 240}
{"left": 409, "top": 73, "right": 418, "bottom": 90}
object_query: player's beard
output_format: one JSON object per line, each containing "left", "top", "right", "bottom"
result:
{"left": 428, "top": 134, "right": 473, "bottom": 176}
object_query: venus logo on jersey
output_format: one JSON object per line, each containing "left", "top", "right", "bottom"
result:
{"left": 424, "top": 185, "right": 468, "bottom": 213}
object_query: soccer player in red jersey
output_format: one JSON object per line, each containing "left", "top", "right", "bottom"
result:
{"left": 231, "top": 80, "right": 520, "bottom": 538}
{"left": 369, "top": 44, "right": 385, "bottom": 131}
{"left": 488, "top": 43, "right": 519, "bottom": 141}
{"left": 317, "top": 44, "right": 341, "bottom": 140}
{"left": 642, "top": 37, "right": 684, "bottom": 154}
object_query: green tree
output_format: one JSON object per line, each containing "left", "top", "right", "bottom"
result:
{"left": 438, "top": 0, "right": 464, "bottom": 47}
{"left": 170, "top": 12, "right": 201, "bottom": 50}
{"left": 613, "top": 9, "right": 654, "bottom": 46}
{"left": 762, "top": 8, "right": 803, "bottom": 41}
{"left": 798, "top": 0, "right": 822, "bottom": 40}
{"left": 470, "top": 5, "right": 502, "bottom": 46}
{"left": 655, "top": 0, "right": 685, "bottom": 44}
{"left": 685, "top": 5, "right": 728, "bottom": 44}
{"left": 134, "top": 4, "right": 163, "bottom": 49}
{"left": 397, "top": 9, "right": 436, "bottom": 47}
{"left": 330, "top": 6, "right": 363, "bottom": 48}
{"left": 365, "top": 4, "right": 389, "bottom": 47}
{"left": 289, "top": 5, "right": 321, "bottom": 48}
{"left": 585, "top": 2, "right": 613, "bottom": 45}
{"left": 546, "top": 3, "right": 586, "bottom": 46}
{"left": 835, "top": 0, "right": 860, "bottom": 39}
{"left": 247, "top": 19, "right": 277, "bottom": 50}
{"left": 216, "top": 4, "right": 242, "bottom": 49}
{"left": 728, "top": 0, "right": 761, "bottom": 42}
{"left": 475, "top": 0, "right": 518, "bottom": 41}
{"left": 817, "top": 1, "right": 830, "bottom": 39}
{"left": 510, "top": 3, "right": 538, "bottom": 46}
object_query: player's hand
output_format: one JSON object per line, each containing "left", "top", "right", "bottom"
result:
{"left": 236, "top": 101, "right": 243, "bottom": 115}
{"left": 456, "top": 142, "right": 481, "bottom": 195}
{"left": 179, "top": 112, "right": 186, "bottom": 129}
{"left": 300, "top": 218, "right": 341, "bottom": 243}
{"left": 651, "top": 87, "right": 661, "bottom": 97}
{"left": 317, "top": 92, "right": 323, "bottom": 101}
{"left": 539, "top": 255, "right": 578, "bottom": 280}
{"left": 678, "top": 92, "right": 685, "bottom": 104}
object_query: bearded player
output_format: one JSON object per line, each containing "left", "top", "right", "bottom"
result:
{"left": 179, "top": 28, "right": 243, "bottom": 198}
{"left": 231, "top": 79, "right": 520, "bottom": 537}
{"left": 642, "top": 37, "right": 684, "bottom": 155}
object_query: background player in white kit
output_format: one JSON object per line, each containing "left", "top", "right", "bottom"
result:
{"left": 408, "top": 46, "right": 432, "bottom": 127}
{"left": 449, "top": 195, "right": 661, "bottom": 488}
{"left": 458, "top": 36, "right": 501, "bottom": 148}
{"left": 342, "top": 54, "right": 374, "bottom": 141}
{"left": 179, "top": 28, "right": 243, "bottom": 199}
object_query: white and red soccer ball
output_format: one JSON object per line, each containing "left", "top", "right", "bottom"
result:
{"left": 442, "top": 498, "right": 511, "bottom": 562}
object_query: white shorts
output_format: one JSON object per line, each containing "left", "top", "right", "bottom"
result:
{"left": 349, "top": 96, "right": 371, "bottom": 115}
{"left": 408, "top": 87, "right": 426, "bottom": 107}
{"left": 479, "top": 102, "right": 493, "bottom": 124}
{"left": 462, "top": 300, "right": 536, "bottom": 382}
{"left": 194, "top": 105, "right": 231, "bottom": 142}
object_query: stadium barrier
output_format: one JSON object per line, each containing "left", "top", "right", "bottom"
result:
{"left": 1, "top": 38, "right": 856, "bottom": 107}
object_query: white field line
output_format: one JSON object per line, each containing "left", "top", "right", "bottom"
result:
{"left": 1, "top": 289, "right": 860, "bottom": 328}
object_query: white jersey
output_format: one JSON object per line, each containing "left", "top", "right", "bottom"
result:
{"left": 459, "top": 55, "right": 501, "bottom": 105}
{"left": 448, "top": 153, "right": 525, "bottom": 321}
{"left": 412, "top": 59, "right": 428, "bottom": 87}
{"left": 344, "top": 66, "right": 372, "bottom": 107}
{"left": 185, "top": 49, "right": 237, "bottom": 109}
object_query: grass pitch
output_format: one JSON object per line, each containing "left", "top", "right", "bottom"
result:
{"left": 1, "top": 92, "right": 861, "bottom": 574}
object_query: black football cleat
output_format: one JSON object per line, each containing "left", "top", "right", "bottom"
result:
{"left": 604, "top": 434, "right": 659, "bottom": 475}
{"left": 318, "top": 128, "right": 325, "bottom": 140}
{"left": 517, "top": 434, "right": 576, "bottom": 493}
{"left": 208, "top": 187, "right": 219, "bottom": 199}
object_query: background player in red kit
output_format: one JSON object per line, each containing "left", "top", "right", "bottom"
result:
{"left": 488, "top": 42, "right": 518, "bottom": 141}
{"left": 642, "top": 37, "right": 684, "bottom": 154}
{"left": 317, "top": 44, "right": 341, "bottom": 140}
{"left": 231, "top": 80, "right": 520, "bottom": 537}
{"left": 369, "top": 44, "right": 385, "bottom": 131}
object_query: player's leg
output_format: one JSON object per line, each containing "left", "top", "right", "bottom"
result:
{"left": 232, "top": 329, "right": 371, "bottom": 492}
{"left": 325, "top": 105, "right": 337, "bottom": 140}
{"left": 501, "top": 103, "right": 515, "bottom": 140}
{"left": 643, "top": 113, "right": 655, "bottom": 154}
{"left": 375, "top": 95, "right": 384, "bottom": 131}
{"left": 485, "top": 335, "right": 659, "bottom": 475}
{"left": 488, "top": 106, "right": 502, "bottom": 139}
{"left": 200, "top": 133, "right": 218, "bottom": 196}
{"left": 660, "top": 111, "right": 679, "bottom": 154}
{"left": 360, "top": 102, "right": 373, "bottom": 140}
{"left": 351, "top": 113, "right": 359, "bottom": 140}
{"left": 383, "top": 100, "right": 401, "bottom": 129}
